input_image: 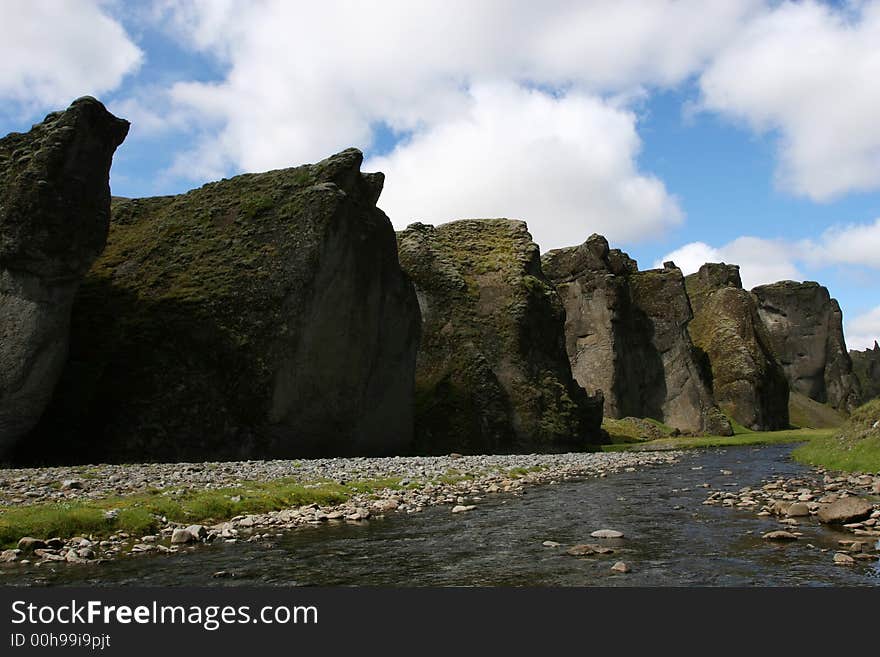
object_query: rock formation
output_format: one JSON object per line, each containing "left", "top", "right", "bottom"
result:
{"left": 543, "top": 235, "right": 731, "bottom": 435}
{"left": 684, "top": 264, "right": 789, "bottom": 430}
{"left": 397, "top": 219, "right": 604, "bottom": 454}
{"left": 18, "top": 149, "right": 421, "bottom": 463}
{"left": 0, "top": 97, "right": 129, "bottom": 458}
{"left": 752, "top": 281, "right": 861, "bottom": 412}
{"left": 850, "top": 341, "right": 880, "bottom": 403}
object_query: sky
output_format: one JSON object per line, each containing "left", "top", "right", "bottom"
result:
{"left": 1, "top": 0, "right": 879, "bottom": 350}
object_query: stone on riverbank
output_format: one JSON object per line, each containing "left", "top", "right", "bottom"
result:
{"left": 611, "top": 561, "right": 631, "bottom": 573}
{"left": 17, "top": 537, "right": 46, "bottom": 552}
{"left": 817, "top": 497, "right": 874, "bottom": 525}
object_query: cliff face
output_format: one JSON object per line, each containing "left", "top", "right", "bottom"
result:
{"left": 397, "top": 220, "right": 605, "bottom": 454}
{"left": 752, "top": 281, "right": 861, "bottom": 412}
{"left": 0, "top": 98, "right": 129, "bottom": 458}
{"left": 543, "top": 235, "right": 731, "bottom": 436}
{"left": 685, "top": 264, "right": 789, "bottom": 431}
{"left": 18, "top": 149, "right": 421, "bottom": 463}
{"left": 850, "top": 341, "right": 880, "bottom": 403}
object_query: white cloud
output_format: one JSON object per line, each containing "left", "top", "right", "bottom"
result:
{"left": 657, "top": 236, "right": 802, "bottom": 290}
{"left": 799, "top": 218, "right": 880, "bottom": 269}
{"left": 131, "top": 0, "right": 763, "bottom": 243}
{"left": 846, "top": 306, "right": 880, "bottom": 351}
{"left": 0, "top": 0, "right": 142, "bottom": 111}
{"left": 699, "top": 0, "right": 880, "bottom": 200}
{"left": 368, "top": 83, "right": 682, "bottom": 248}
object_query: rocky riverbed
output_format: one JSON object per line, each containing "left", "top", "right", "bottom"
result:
{"left": 703, "top": 469, "right": 880, "bottom": 566}
{"left": 0, "top": 451, "right": 680, "bottom": 570}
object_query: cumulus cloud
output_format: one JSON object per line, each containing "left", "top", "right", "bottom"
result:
{"left": 656, "top": 237, "right": 802, "bottom": 290}
{"left": 846, "top": 306, "right": 880, "bottom": 351}
{"left": 699, "top": 0, "right": 880, "bottom": 200}
{"left": 799, "top": 218, "right": 880, "bottom": 269}
{"left": 135, "top": 0, "right": 762, "bottom": 242}
{"left": 368, "top": 84, "right": 682, "bottom": 248}
{"left": 0, "top": 0, "right": 142, "bottom": 111}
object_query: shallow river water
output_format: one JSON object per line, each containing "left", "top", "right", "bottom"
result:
{"left": 9, "top": 444, "right": 880, "bottom": 586}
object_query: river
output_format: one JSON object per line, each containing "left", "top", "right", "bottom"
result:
{"left": 9, "top": 444, "right": 880, "bottom": 586}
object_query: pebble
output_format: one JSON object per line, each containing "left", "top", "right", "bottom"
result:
{"left": 611, "top": 561, "right": 631, "bottom": 573}
{"left": 451, "top": 505, "right": 476, "bottom": 514}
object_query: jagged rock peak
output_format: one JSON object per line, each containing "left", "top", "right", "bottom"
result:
{"left": 0, "top": 96, "right": 130, "bottom": 279}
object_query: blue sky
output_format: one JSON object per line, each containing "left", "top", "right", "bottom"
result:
{"left": 1, "top": 0, "right": 879, "bottom": 349}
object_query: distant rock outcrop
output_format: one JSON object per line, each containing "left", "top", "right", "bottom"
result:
{"left": 685, "top": 264, "right": 789, "bottom": 431}
{"left": 543, "top": 235, "right": 731, "bottom": 436}
{"left": 0, "top": 97, "right": 129, "bottom": 458}
{"left": 397, "top": 219, "right": 605, "bottom": 453}
{"left": 850, "top": 341, "right": 880, "bottom": 403}
{"left": 18, "top": 149, "right": 421, "bottom": 463}
{"left": 752, "top": 281, "right": 861, "bottom": 412}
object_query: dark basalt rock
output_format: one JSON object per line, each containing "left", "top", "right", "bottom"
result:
{"left": 543, "top": 235, "right": 731, "bottom": 436}
{"left": 397, "top": 219, "right": 605, "bottom": 454}
{"left": 17, "top": 148, "right": 421, "bottom": 463}
{"left": 0, "top": 97, "right": 129, "bottom": 457}
{"left": 752, "top": 281, "right": 861, "bottom": 412}
{"left": 685, "top": 263, "right": 789, "bottom": 431}
{"left": 850, "top": 341, "right": 880, "bottom": 403}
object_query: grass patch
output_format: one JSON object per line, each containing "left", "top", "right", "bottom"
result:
{"left": 602, "top": 417, "right": 674, "bottom": 444}
{"left": 0, "top": 476, "right": 402, "bottom": 548}
{"left": 791, "top": 398, "right": 880, "bottom": 472}
{"left": 601, "top": 427, "right": 835, "bottom": 453}
{"left": 507, "top": 466, "right": 544, "bottom": 478}
{"left": 792, "top": 435, "right": 880, "bottom": 473}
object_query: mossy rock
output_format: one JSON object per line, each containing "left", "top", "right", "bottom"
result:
{"left": 685, "top": 265, "right": 789, "bottom": 431}
{"left": 16, "top": 149, "right": 421, "bottom": 464}
{"left": 398, "top": 219, "right": 604, "bottom": 454}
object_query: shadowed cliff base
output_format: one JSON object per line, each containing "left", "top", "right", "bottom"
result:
{"left": 14, "top": 149, "right": 421, "bottom": 464}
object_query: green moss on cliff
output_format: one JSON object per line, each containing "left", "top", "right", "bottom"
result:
{"left": 399, "top": 219, "right": 602, "bottom": 453}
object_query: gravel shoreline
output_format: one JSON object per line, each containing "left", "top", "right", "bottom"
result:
{"left": 1, "top": 450, "right": 682, "bottom": 568}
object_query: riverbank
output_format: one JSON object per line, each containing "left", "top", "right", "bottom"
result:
{"left": 602, "top": 427, "right": 835, "bottom": 453}
{"left": 0, "top": 451, "right": 680, "bottom": 568}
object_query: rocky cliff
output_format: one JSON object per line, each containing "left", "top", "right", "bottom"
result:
{"left": 16, "top": 149, "right": 421, "bottom": 463}
{"left": 0, "top": 97, "right": 129, "bottom": 458}
{"left": 543, "top": 235, "right": 730, "bottom": 435}
{"left": 397, "top": 220, "right": 605, "bottom": 454}
{"left": 685, "top": 264, "right": 789, "bottom": 430}
{"left": 850, "top": 341, "right": 880, "bottom": 403}
{"left": 752, "top": 281, "right": 861, "bottom": 413}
